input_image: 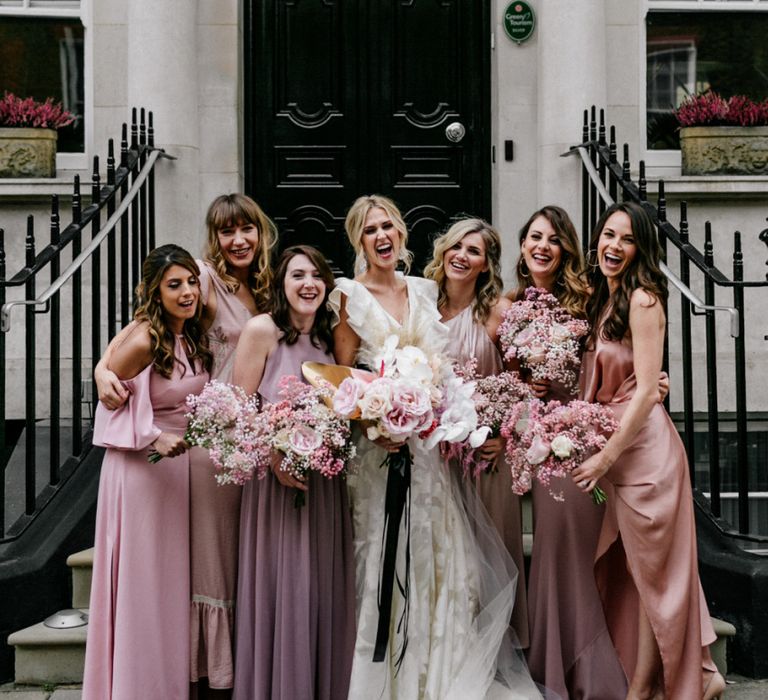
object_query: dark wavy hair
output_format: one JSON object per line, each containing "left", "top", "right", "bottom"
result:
{"left": 509, "top": 205, "right": 590, "bottom": 319}
{"left": 586, "top": 201, "right": 668, "bottom": 343}
{"left": 270, "top": 245, "right": 335, "bottom": 352}
{"left": 133, "top": 244, "right": 213, "bottom": 378}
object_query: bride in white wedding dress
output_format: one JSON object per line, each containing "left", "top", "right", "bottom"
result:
{"left": 329, "top": 195, "right": 545, "bottom": 700}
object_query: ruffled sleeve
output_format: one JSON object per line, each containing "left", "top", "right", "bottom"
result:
{"left": 92, "top": 364, "right": 162, "bottom": 450}
{"left": 327, "top": 277, "right": 358, "bottom": 329}
{"left": 404, "top": 276, "right": 449, "bottom": 355}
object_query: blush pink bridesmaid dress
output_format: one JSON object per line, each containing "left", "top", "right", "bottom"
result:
{"left": 443, "top": 304, "right": 529, "bottom": 648}
{"left": 83, "top": 337, "right": 207, "bottom": 700}
{"left": 581, "top": 330, "right": 718, "bottom": 699}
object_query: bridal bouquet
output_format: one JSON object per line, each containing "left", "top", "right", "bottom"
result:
{"left": 501, "top": 398, "right": 618, "bottom": 503}
{"left": 498, "top": 287, "right": 589, "bottom": 391}
{"left": 328, "top": 334, "right": 488, "bottom": 450}
{"left": 444, "top": 369, "right": 532, "bottom": 478}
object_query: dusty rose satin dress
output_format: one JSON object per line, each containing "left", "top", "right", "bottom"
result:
{"left": 443, "top": 305, "right": 529, "bottom": 648}
{"left": 189, "top": 261, "right": 253, "bottom": 688}
{"left": 232, "top": 334, "right": 356, "bottom": 700}
{"left": 582, "top": 330, "right": 717, "bottom": 699}
{"left": 83, "top": 339, "right": 207, "bottom": 700}
{"left": 526, "top": 380, "right": 627, "bottom": 699}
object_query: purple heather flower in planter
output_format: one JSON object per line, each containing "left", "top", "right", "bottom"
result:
{"left": 674, "top": 91, "right": 768, "bottom": 128}
{"left": 0, "top": 92, "right": 75, "bottom": 130}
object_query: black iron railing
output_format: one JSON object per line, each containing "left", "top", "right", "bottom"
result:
{"left": 570, "top": 106, "right": 768, "bottom": 539}
{"left": 0, "top": 108, "right": 167, "bottom": 543}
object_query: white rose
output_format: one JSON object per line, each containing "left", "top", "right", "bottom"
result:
{"left": 550, "top": 435, "right": 574, "bottom": 458}
{"left": 359, "top": 379, "right": 393, "bottom": 420}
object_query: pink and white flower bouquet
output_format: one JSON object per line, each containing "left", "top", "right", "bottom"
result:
{"left": 500, "top": 398, "right": 618, "bottom": 503}
{"left": 162, "top": 379, "right": 259, "bottom": 480}
{"left": 445, "top": 369, "right": 532, "bottom": 478}
{"left": 177, "top": 378, "right": 356, "bottom": 503}
{"left": 325, "top": 334, "right": 487, "bottom": 450}
{"left": 498, "top": 287, "right": 589, "bottom": 391}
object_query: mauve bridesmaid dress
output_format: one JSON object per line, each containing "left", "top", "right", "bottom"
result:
{"left": 232, "top": 333, "right": 356, "bottom": 700}
{"left": 581, "top": 329, "right": 718, "bottom": 699}
{"left": 526, "top": 377, "right": 627, "bottom": 699}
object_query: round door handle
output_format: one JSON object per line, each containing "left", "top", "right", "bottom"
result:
{"left": 445, "top": 121, "right": 466, "bottom": 143}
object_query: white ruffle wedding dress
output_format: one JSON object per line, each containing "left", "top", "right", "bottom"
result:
{"left": 329, "top": 275, "right": 544, "bottom": 700}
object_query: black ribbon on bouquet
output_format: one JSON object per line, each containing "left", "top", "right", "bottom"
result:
{"left": 373, "top": 443, "right": 411, "bottom": 670}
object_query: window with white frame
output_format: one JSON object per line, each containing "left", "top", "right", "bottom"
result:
{"left": 0, "top": 0, "right": 85, "bottom": 154}
{"left": 646, "top": 1, "right": 768, "bottom": 151}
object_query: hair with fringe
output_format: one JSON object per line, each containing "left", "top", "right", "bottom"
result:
{"left": 203, "top": 193, "right": 277, "bottom": 312}
{"left": 586, "top": 201, "right": 668, "bottom": 344}
{"left": 344, "top": 194, "right": 413, "bottom": 274}
{"left": 133, "top": 244, "right": 213, "bottom": 379}
{"left": 270, "top": 245, "right": 335, "bottom": 352}
{"left": 423, "top": 217, "right": 503, "bottom": 324}
{"left": 509, "top": 205, "right": 590, "bottom": 319}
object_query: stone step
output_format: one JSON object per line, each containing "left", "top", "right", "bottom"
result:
{"left": 65, "top": 549, "right": 93, "bottom": 610}
{"left": 7, "top": 615, "right": 88, "bottom": 686}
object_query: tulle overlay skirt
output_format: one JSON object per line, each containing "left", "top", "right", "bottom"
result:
{"left": 346, "top": 433, "right": 546, "bottom": 699}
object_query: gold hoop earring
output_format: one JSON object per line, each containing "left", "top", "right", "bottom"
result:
{"left": 517, "top": 257, "right": 530, "bottom": 280}
{"left": 586, "top": 249, "right": 599, "bottom": 269}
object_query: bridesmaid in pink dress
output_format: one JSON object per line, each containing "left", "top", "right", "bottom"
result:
{"left": 511, "top": 206, "right": 627, "bottom": 699}
{"left": 95, "top": 194, "right": 277, "bottom": 698}
{"left": 83, "top": 245, "right": 214, "bottom": 700}
{"left": 423, "top": 217, "right": 530, "bottom": 648}
{"left": 572, "top": 201, "right": 724, "bottom": 700}
{"left": 231, "top": 245, "right": 355, "bottom": 700}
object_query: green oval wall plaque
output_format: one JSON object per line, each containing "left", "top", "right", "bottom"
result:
{"left": 503, "top": 1, "right": 536, "bottom": 45}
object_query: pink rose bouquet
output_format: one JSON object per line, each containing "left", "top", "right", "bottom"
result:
{"left": 328, "top": 334, "right": 487, "bottom": 449}
{"left": 445, "top": 370, "right": 532, "bottom": 478}
{"left": 500, "top": 398, "right": 618, "bottom": 503}
{"left": 498, "top": 287, "right": 589, "bottom": 391}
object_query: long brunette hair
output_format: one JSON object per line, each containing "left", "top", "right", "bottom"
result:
{"left": 133, "top": 244, "right": 213, "bottom": 378}
{"left": 586, "top": 202, "right": 667, "bottom": 343}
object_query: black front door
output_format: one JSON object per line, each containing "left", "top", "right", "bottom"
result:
{"left": 244, "top": 0, "right": 490, "bottom": 274}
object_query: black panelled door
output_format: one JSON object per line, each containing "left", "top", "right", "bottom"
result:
{"left": 244, "top": 0, "right": 490, "bottom": 275}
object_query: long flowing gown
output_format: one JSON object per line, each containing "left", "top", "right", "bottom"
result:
{"left": 189, "top": 260, "right": 252, "bottom": 689}
{"left": 329, "top": 277, "right": 543, "bottom": 700}
{"left": 232, "top": 333, "right": 356, "bottom": 700}
{"left": 443, "top": 304, "right": 529, "bottom": 648}
{"left": 83, "top": 337, "right": 207, "bottom": 700}
{"left": 526, "top": 377, "right": 627, "bottom": 700}
{"left": 581, "top": 328, "right": 717, "bottom": 699}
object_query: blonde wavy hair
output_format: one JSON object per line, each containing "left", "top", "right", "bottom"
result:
{"left": 203, "top": 193, "right": 277, "bottom": 312}
{"left": 510, "top": 205, "right": 589, "bottom": 319}
{"left": 424, "top": 218, "right": 503, "bottom": 324}
{"left": 133, "top": 244, "right": 213, "bottom": 379}
{"left": 344, "top": 194, "right": 413, "bottom": 274}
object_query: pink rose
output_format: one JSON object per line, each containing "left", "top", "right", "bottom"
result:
{"left": 390, "top": 382, "right": 432, "bottom": 417}
{"left": 526, "top": 342, "right": 547, "bottom": 364}
{"left": 514, "top": 326, "right": 535, "bottom": 347}
{"left": 288, "top": 425, "right": 323, "bottom": 456}
{"left": 380, "top": 407, "right": 421, "bottom": 441}
{"left": 525, "top": 434, "right": 551, "bottom": 465}
{"left": 333, "top": 377, "right": 363, "bottom": 418}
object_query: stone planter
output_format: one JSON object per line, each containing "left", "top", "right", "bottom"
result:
{"left": 680, "top": 126, "right": 768, "bottom": 176}
{"left": 0, "top": 127, "right": 58, "bottom": 178}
